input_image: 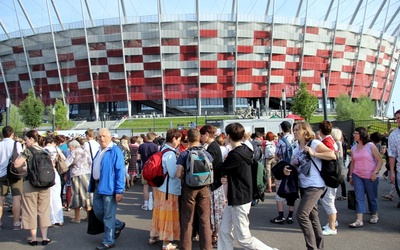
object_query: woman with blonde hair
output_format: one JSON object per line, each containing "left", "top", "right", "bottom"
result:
{"left": 284, "top": 121, "right": 336, "bottom": 249}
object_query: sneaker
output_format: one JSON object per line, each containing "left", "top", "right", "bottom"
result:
{"left": 13, "top": 222, "right": 22, "bottom": 230}
{"left": 322, "top": 227, "right": 337, "bottom": 236}
{"left": 286, "top": 217, "right": 294, "bottom": 224}
{"left": 382, "top": 194, "right": 394, "bottom": 201}
{"left": 322, "top": 221, "right": 338, "bottom": 230}
{"left": 370, "top": 214, "right": 379, "bottom": 224}
{"left": 270, "top": 216, "right": 285, "bottom": 224}
{"left": 141, "top": 204, "right": 149, "bottom": 211}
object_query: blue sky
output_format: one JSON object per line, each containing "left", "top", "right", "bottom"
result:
{"left": 0, "top": 0, "right": 399, "bottom": 116}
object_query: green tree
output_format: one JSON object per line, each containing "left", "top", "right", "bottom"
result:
{"left": 54, "top": 98, "right": 68, "bottom": 130}
{"left": 19, "top": 89, "right": 45, "bottom": 129}
{"left": 335, "top": 94, "right": 374, "bottom": 121}
{"left": 290, "top": 82, "right": 318, "bottom": 121}
{"left": 1, "top": 104, "right": 26, "bottom": 136}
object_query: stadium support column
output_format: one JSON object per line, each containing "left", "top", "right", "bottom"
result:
{"left": 52, "top": 105, "right": 55, "bottom": 132}
{"left": 6, "top": 98, "right": 10, "bottom": 126}
{"left": 298, "top": 0, "right": 308, "bottom": 86}
{"left": 157, "top": 0, "right": 166, "bottom": 117}
{"left": 233, "top": 0, "right": 238, "bottom": 113}
{"left": 282, "top": 89, "right": 286, "bottom": 118}
{"left": 321, "top": 73, "right": 328, "bottom": 121}
{"left": 81, "top": 0, "right": 99, "bottom": 121}
{"left": 0, "top": 59, "right": 10, "bottom": 107}
{"left": 326, "top": 0, "right": 340, "bottom": 98}
{"left": 196, "top": 0, "right": 201, "bottom": 116}
{"left": 118, "top": 0, "right": 131, "bottom": 117}
{"left": 381, "top": 32, "right": 399, "bottom": 116}
{"left": 266, "top": 0, "right": 275, "bottom": 112}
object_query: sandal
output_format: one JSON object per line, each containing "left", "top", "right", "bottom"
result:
{"left": 370, "top": 214, "right": 379, "bottom": 224}
{"left": 212, "top": 236, "right": 218, "bottom": 248}
{"left": 336, "top": 196, "right": 347, "bottom": 201}
{"left": 162, "top": 243, "right": 178, "bottom": 250}
{"left": 349, "top": 220, "right": 363, "bottom": 228}
{"left": 148, "top": 237, "right": 160, "bottom": 245}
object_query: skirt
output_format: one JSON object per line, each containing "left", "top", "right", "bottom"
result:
{"left": 150, "top": 188, "right": 180, "bottom": 241}
{"left": 70, "top": 174, "right": 91, "bottom": 209}
{"left": 210, "top": 185, "right": 226, "bottom": 233}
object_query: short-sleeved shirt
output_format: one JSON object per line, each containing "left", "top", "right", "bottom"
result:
{"left": 67, "top": 147, "right": 92, "bottom": 178}
{"left": 388, "top": 128, "right": 400, "bottom": 171}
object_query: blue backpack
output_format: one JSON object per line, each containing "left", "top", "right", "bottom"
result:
{"left": 279, "top": 137, "right": 293, "bottom": 163}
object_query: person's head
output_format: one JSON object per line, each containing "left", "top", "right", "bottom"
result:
{"left": 112, "top": 133, "right": 119, "bottom": 142}
{"left": 85, "top": 129, "right": 95, "bottom": 139}
{"left": 265, "top": 131, "right": 274, "bottom": 141}
{"left": 280, "top": 121, "right": 292, "bottom": 133}
{"left": 293, "top": 121, "right": 315, "bottom": 143}
{"left": 68, "top": 140, "right": 81, "bottom": 151}
{"left": 187, "top": 128, "right": 200, "bottom": 144}
{"left": 319, "top": 120, "right": 332, "bottom": 136}
{"left": 369, "top": 131, "right": 381, "bottom": 144}
{"left": 75, "top": 137, "right": 85, "bottom": 147}
{"left": 55, "top": 135, "right": 66, "bottom": 145}
{"left": 146, "top": 132, "right": 157, "bottom": 142}
{"left": 165, "top": 128, "right": 182, "bottom": 148}
{"left": 130, "top": 136, "right": 139, "bottom": 144}
{"left": 251, "top": 132, "right": 262, "bottom": 140}
{"left": 353, "top": 127, "right": 370, "bottom": 145}
{"left": 331, "top": 128, "right": 343, "bottom": 142}
{"left": 215, "top": 133, "right": 226, "bottom": 146}
{"left": 98, "top": 128, "right": 112, "bottom": 149}
{"left": 199, "top": 125, "right": 217, "bottom": 144}
{"left": 225, "top": 123, "right": 245, "bottom": 142}
{"left": 180, "top": 129, "right": 188, "bottom": 145}
{"left": 394, "top": 109, "right": 400, "bottom": 125}
{"left": 24, "top": 130, "right": 40, "bottom": 147}
{"left": 242, "top": 132, "right": 251, "bottom": 141}
{"left": 44, "top": 135, "right": 56, "bottom": 145}
{"left": 2, "top": 126, "right": 14, "bottom": 138}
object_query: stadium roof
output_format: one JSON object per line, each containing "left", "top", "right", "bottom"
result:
{"left": 0, "top": 0, "right": 399, "bottom": 40}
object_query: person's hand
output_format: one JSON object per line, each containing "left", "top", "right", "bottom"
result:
{"left": 370, "top": 172, "right": 377, "bottom": 181}
{"left": 390, "top": 172, "right": 395, "bottom": 184}
{"left": 116, "top": 194, "right": 123, "bottom": 203}
{"left": 349, "top": 178, "right": 354, "bottom": 186}
{"left": 304, "top": 146, "right": 314, "bottom": 157}
{"left": 283, "top": 166, "right": 292, "bottom": 176}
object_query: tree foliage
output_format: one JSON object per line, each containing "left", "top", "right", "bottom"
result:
{"left": 335, "top": 94, "right": 374, "bottom": 121}
{"left": 18, "top": 89, "right": 45, "bottom": 129}
{"left": 54, "top": 98, "right": 68, "bottom": 130}
{"left": 291, "top": 82, "right": 319, "bottom": 121}
{"left": 1, "top": 104, "right": 26, "bottom": 136}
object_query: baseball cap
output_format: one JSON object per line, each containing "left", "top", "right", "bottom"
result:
{"left": 112, "top": 133, "right": 119, "bottom": 139}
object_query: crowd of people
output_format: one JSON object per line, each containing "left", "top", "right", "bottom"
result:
{"left": 0, "top": 111, "right": 399, "bottom": 250}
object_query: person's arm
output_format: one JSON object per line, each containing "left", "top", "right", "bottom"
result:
{"left": 176, "top": 164, "right": 184, "bottom": 179}
{"left": 370, "top": 144, "right": 383, "bottom": 181}
{"left": 306, "top": 141, "right": 336, "bottom": 160}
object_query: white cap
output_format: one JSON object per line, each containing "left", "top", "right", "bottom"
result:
{"left": 112, "top": 133, "right": 119, "bottom": 139}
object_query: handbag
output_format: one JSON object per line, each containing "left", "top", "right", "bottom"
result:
{"left": 55, "top": 149, "right": 69, "bottom": 175}
{"left": 7, "top": 141, "right": 24, "bottom": 179}
{"left": 347, "top": 190, "right": 356, "bottom": 210}
{"left": 87, "top": 209, "right": 104, "bottom": 235}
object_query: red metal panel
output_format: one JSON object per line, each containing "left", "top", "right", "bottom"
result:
{"left": 143, "top": 47, "right": 160, "bottom": 55}
{"left": 218, "top": 53, "right": 234, "bottom": 60}
{"left": 272, "top": 54, "right": 286, "bottom": 61}
{"left": 143, "top": 62, "right": 161, "bottom": 70}
{"left": 60, "top": 68, "right": 77, "bottom": 76}
{"left": 254, "top": 31, "right": 271, "bottom": 39}
{"left": 29, "top": 50, "right": 42, "bottom": 58}
{"left": 107, "top": 49, "right": 123, "bottom": 57}
{"left": 32, "top": 64, "right": 45, "bottom": 71}
{"left": 128, "top": 71, "right": 144, "bottom": 78}
{"left": 286, "top": 47, "right": 300, "bottom": 55}
{"left": 76, "top": 74, "right": 90, "bottom": 81}
{"left": 124, "top": 40, "right": 142, "bottom": 48}
{"left": 344, "top": 45, "right": 356, "bottom": 52}
{"left": 89, "top": 42, "right": 106, "bottom": 50}
{"left": 104, "top": 26, "right": 121, "bottom": 34}
{"left": 200, "top": 29, "right": 218, "bottom": 37}
{"left": 71, "top": 37, "right": 86, "bottom": 45}
{"left": 75, "top": 59, "right": 89, "bottom": 67}
{"left": 128, "top": 78, "right": 145, "bottom": 85}
{"left": 333, "top": 51, "right": 344, "bottom": 58}
{"left": 200, "top": 60, "right": 217, "bottom": 68}
{"left": 305, "top": 27, "right": 319, "bottom": 35}
{"left": 342, "top": 65, "right": 353, "bottom": 72}
{"left": 108, "top": 64, "right": 124, "bottom": 72}
{"left": 180, "top": 53, "right": 198, "bottom": 61}
{"left": 12, "top": 46, "right": 24, "bottom": 53}
{"left": 335, "top": 37, "right": 346, "bottom": 45}
{"left": 180, "top": 46, "right": 197, "bottom": 53}
{"left": 46, "top": 70, "right": 59, "bottom": 77}
{"left": 273, "top": 40, "right": 287, "bottom": 47}
{"left": 316, "top": 49, "right": 330, "bottom": 57}
{"left": 201, "top": 68, "right": 218, "bottom": 76}
{"left": 366, "top": 55, "right": 376, "bottom": 62}
{"left": 237, "top": 45, "right": 253, "bottom": 53}
{"left": 58, "top": 53, "right": 74, "bottom": 62}
{"left": 18, "top": 73, "right": 30, "bottom": 80}
{"left": 91, "top": 58, "right": 108, "bottom": 65}
{"left": 164, "top": 69, "right": 181, "bottom": 76}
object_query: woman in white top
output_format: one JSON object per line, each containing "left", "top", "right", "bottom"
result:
{"left": 284, "top": 122, "right": 335, "bottom": 250}
{"left": 43, "top": 136, "right": 65, "bottom": 226}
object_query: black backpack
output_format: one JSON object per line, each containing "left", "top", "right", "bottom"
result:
{"left": 27, "top": 147, "right": 55, "bottom": 188}
{"left": 308, "top": 141, "right": 343, "bottom": 188}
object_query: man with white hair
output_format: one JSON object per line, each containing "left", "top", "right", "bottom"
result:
{"left": 89, "top": 128, "right": 125, "bottom": 250}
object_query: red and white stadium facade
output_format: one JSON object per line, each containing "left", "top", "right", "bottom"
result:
{"left": 0, "top": 0, "right": 399, "bottom": 120}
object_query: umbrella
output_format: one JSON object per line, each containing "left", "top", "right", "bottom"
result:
{"left": 286, "top": 114, "right": 304, "bottom": 120}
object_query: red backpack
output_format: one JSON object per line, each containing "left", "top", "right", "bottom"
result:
{"left": 142, "top": 148, "right": 174, "bottom": 187}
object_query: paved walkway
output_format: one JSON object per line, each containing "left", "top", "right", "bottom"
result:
{"left": 0, "top": 175, "right": 399, "bottom": 250}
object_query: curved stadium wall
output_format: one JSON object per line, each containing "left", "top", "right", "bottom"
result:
{"left": 0, "top": 14, "right": 398, "bottom": 118}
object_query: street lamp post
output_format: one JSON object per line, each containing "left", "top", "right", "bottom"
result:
{"left": 6, "top": 98, "right": 10, "bottom": 126}
{"left": 256, "top": 99, "right": 260, "bottom": 119}
{"left": 152, "top": 111, "right": 156, "bottom": 132}
{"left": 282, "top": 89, "right": 286, "bottom": 118}
{"left": 52, "top": 105, "right": 56, "bottom": 132}
{"left": 320, "top": 73, "right": 328, "bottom": 121}
{"left": 393, "top": 102, "right": 395, "bottom": 117}
{"left": 205, "top": 110, "right": 208, "bottom": 124}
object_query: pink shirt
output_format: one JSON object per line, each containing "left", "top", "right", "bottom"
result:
{"left": 351, "top": 142, "right": 376, "bottom": 179}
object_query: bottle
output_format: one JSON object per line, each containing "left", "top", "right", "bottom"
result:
{"left": 148, "top": 192, "right": 154, "bottom": 210}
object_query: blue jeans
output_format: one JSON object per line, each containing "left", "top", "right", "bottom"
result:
{"left": 352, "top": 173, "right": 379, "bottom": 214}
{"left": 93, "top": 185, "right": 123, "bottom": 245}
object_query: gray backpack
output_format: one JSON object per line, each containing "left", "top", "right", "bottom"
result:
{"left": 185, "top": 147, "right": 213, "bottom": 187}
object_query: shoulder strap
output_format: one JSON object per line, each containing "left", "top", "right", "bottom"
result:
{"left": 88, "top": 142, "right": 94, "bottom": 160}
{"left": 307, "top": 140, "right": 319, "bottom": 172}
{"left": 9, "top": 141, "right": 17, "bottom": 162}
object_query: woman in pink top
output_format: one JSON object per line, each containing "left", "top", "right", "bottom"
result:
{"left": 348, "top": 127, "right": 383, "bottom": 228}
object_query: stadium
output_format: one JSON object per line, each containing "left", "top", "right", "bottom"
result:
{"left": 0, "top": 0, "right": 399, "bottom": 120}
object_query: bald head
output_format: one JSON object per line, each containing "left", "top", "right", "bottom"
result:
{"left": 97, "top": 128, "right": 112, "bottom": 149}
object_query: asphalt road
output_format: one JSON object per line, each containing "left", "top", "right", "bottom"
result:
{"left": 0, "top": 174, "right": 399, "bottom": 250}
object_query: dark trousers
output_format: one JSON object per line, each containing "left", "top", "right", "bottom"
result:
{"left": 180, "top": 184, "right": 212, "bottom": 250}
{"left": 297, "top": 187, "right": 325, "bottom": 250}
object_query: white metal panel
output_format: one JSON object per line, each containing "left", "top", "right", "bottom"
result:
{"left": 78, "top": 81, "right": 92, "bottom": 89}
{"left": 200, "top": 53, "right": 217, "bottom": 60}
{"left": 364, "top": 67, "right": 374, "bottom": 74}
{"left": 217, "top": 60, "right": 234, "bottom": 68}
{"left": 144, "top": 70, "right": 161, "bottom": 78}
{"left": 109, "top": 72, "right": 125, "bottom": 79}
{"left": 200, "top": 76, "right": 217, "bottom": 83}
{"left": 124, "top": 48, "right": 143, "bottom": 55}
{"left": 181, "top": 68, "right": 198, "bottom": 76}
{"left": 47, "top": 78, "right": 60, "bottom": 85}
{"left": 271, "top": 46, "right": 286, "bottom": 54}
{"left": 20, "top": 80, "right": 32, "bottom": 94}
{"left": 63, "top": 75, "right": 77, "bottom": 82}
{"left": 253, "top": 46, "right": 269, "bottom": 54}
{"left": 91, "top": 65, "right": 109, "bottom": 72}
{"left": 270, "top": 75, "right": 284, "bottom": 83}
{"left": 161, "top": 46, "right": 180, "bottom": 54}
{"left": 163, "top": 61, "right": 181, "bottom": 68}
{"left": 344, "top": 52, "right": 356, "bottom": 59}
{"left": 50, "top": 91, "right": 62, "bottom": 98}
{"left": 237, "top": 83, "right": 252, "bottom": 90}
{"left": 252, "top": 68, "right": 267, "bottom": 76}
{"left": 123, "top": 32, "right": 142, "bottom": 39}
{"left": 302, "top": 70, "right": 315, "bottom": 77}
{"left": 45, "top": 63, "right": 58, "bottom": 70}
{"left": 143, "top": 55, "right": 161, "bottom": 62}
{"left": 303, "top": 47, "right": 316, "bottom": 56}
{"left": 125, "top": 63, "right": 144, "bottom": 71}
{"left": 340, "top": 72, "right": 352, "bottom": 79}
{"left": 108, "top": 57, "right": 123, "bottom": 64}
{"left": 31, "top": 71, "right": 46, "bottom": 78}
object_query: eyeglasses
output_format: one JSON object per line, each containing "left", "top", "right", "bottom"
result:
{"left": 353, "top": 132, "right": 359, "bottom": 135}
